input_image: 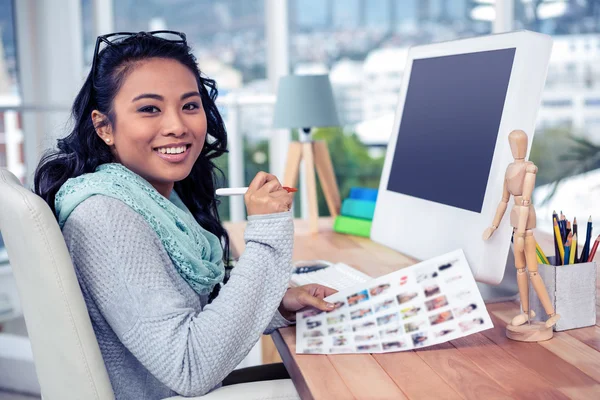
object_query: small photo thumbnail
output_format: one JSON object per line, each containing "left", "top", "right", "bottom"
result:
{"left": 411, "top": 331, "right": 429, "bottom": 348}
{"left": 328, "top": 325, "right": 350, "bottom": 335}
{"left": 354, "top": 333, "right": 378, "bottom": 342}
{"left": 416, "top": 269, "right": 438, "bottom": 284}
{"left": 425, "top": 295, "right": 449, "bottom": 311}
{"left": 332, "top": 335, "right": 349, "bottom": 346}
{"left": 429, "top": 310, "right": 454, "bottom": 326}
{"left": 347, "top": 289, "right": 370, "bottom": 306}
{"left": 379, "top": 326, "right": 403, "bottom": 339}
{"left": 382, "top": 341, "right": 406, "bottom": 351}
{"left": 404, "top": 319, "right": 426, "bottom": 333}
{"left": 356, "top": 344, "right": 381, "bottom": 352}
{"left": 438, "top": 261, "right": 456, "bottom": 272}
{"left": 369, "top": 283, "right": 391, "bottom": 297}
{"left": 374, "top": 298, "right": 396, "bottom": 313}
{"left": 453, "top": 303, "right": 478, "bottom": 318}
{"left": 400, "top": 306, "right": 422, "bottom": 319}
{"left": 350, "top": 307, "right": 373, "bottom": 320}
{"left": 327, "top": 314, "right": 347, "bottom": 325}
{"left": 377, "top": 312, "right": 400, "bottom": 326}
{"left": 303, "top": 330, "right": 324, "bottom": 338}
{"left": 352, "top": 320, "right": 377, "bottom": 332}
{"left": 303, "top": 348, "right": 323, "bottom": 354}
{"left": 434, "top": 328, "right": 454, "bottom": 338}
{"left": 423, "top": 284, "right": 441, "bottom": 298}
{"left": 459, "top": 317, "right": 486, "bottom": 332}
{"left": 329, "top": 347, "right": 353, "bottom": 354}
{"left": 306, "top": 319, "right": 322, "bottom": 330}
{"left": 397, "top": 291, "right": 418, "bottom": 305}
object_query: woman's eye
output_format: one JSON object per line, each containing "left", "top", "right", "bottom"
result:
{"left": 139, "top": 105, "right": 160, "bottom": 113}
{"left": 183, "top": 102, "right": 200, "bottom": 111}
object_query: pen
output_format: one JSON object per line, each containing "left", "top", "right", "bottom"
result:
{"left": 216, "top": 186, "right": 298, "bottom": 196}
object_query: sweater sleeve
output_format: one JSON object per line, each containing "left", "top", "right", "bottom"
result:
{"left": 263, "top": 306, "right": 295, "bottom": 335}
{"left": 63, "top": 196, "right": 294, "bottom": 397}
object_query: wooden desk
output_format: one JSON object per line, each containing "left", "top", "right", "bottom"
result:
{"left": 225, "top": 218, "right": 600, "bottom": 400}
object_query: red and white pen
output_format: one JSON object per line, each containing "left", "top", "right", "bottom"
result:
{"left": 215, "top": 186, "right": 297, "bottom": 196}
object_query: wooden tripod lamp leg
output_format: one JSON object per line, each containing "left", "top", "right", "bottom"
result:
{"left": 302, "top": 142, "right": 319, "bottom": 233}
{"left": 313, "top": 140, "right": 341, "bottom": 217}
{"left": 283, "top": 142, "right": 303, "bottom": 188}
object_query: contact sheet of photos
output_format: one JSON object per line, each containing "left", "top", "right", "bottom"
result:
{"left": 296, "top": 249, "right": 493, "bottom": 354}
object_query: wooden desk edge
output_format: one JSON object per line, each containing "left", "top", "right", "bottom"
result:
{"left": 272, "top": 329, "right": 315, "bottom": 400}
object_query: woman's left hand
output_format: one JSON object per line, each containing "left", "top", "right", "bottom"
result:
{"left": 278, "top": 284, "right": 338, "bottom": 321}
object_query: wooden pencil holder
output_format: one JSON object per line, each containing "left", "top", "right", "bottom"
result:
{"left": 528, "top": 257, "right": 597, "bottom": 331}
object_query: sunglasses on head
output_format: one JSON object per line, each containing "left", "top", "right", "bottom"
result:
{"left": 91, "top": 30, "right": 187, "bottom": 85}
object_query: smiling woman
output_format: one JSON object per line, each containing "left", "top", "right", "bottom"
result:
{"left": 28, "top": 31, "right": 331, "bottom": 400}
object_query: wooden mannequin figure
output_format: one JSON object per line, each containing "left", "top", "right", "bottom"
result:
{"left": 483, "top": 130, "right": 560, "bottom": 342}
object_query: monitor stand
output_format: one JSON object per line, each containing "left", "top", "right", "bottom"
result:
{"left": 477, "top": 246, "right": 519, "bottom": 303}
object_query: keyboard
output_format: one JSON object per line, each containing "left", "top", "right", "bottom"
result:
{"left": 290, "top": 261, "right": 372, "bottom": 291}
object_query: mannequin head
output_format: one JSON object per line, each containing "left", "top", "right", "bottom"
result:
{"left": 508, "top": 129, "right": 528, "bottom": 160}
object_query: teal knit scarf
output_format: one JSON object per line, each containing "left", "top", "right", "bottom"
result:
{"left": 55, "top": 163, "right": 225, "bottom": 295}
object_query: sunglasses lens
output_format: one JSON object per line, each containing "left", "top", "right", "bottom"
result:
{"left": 151, "top": 32, "right": 185, "bottom": 42}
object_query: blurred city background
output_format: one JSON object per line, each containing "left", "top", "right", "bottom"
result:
{"left": 1, "top": 1, "right": 600, "bottom": 225}
{"left": 1, "top": 1, "right": 600, "bottom": 397}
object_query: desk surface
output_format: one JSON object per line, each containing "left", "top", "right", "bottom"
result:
{"left": 225, "top": 217, "right": 600, "bottom": 400}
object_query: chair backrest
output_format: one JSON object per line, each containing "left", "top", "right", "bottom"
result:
{"left": 0, "top": 168, "right": 114, "bottom": 400}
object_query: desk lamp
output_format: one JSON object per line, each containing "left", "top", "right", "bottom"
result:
{"left": 273, "top": 74, "right": 341, "bottom": 233}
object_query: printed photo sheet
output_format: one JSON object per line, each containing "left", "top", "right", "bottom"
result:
{"left": 296, "top": 249, "right": 493, "bottom": 354}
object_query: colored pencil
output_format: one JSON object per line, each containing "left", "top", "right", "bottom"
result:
{"left": 581, "top": 216, "right": 593, "bottom": 262}
{"left": 552, "top": 211, "right": 560, "bottom": 266}
{"left": 560, "top": 213, "right": 567, "bottom": 242}
{"left": 573, "top": 217, "right": 579, "bottom": 263}
{"left": 588, "top": 235, "right": 600, "bottom": 262}
{"left": 565, "top": 221, "right": 571, "bottom": 244}
{"left": 553, "top": 218, "right": 565, "bottom": 265}
{"left": 564, "top": 233, "right": 572, "bottom": 266}
{"left": 569, "top": 233, "right": 576, "bottom": 264}
{"left": 535, "top": 242, "right": 550, "bottom": 265}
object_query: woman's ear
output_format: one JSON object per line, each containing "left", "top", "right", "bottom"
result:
{"left": 91, "top": 110, "right": 113, "bottom": 145}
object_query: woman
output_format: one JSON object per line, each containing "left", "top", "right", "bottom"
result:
{"left": 34, "top": 31, "right": 336, "bottom": 399}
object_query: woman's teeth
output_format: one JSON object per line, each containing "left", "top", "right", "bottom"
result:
{"left": 156, "top": 146, "right": 186, "bottom": 154}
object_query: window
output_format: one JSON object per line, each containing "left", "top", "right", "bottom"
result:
{"left": 515, "top": 0, "right": 600, "bottom": 190}
{"left": 288, "top": 0, "right": 491, "bottom": 212}
{"left": 542, "top": 99, "right": 573, "bottom": 108}
{"left": 0, "top": 0, "right": 18, "bottom": 263}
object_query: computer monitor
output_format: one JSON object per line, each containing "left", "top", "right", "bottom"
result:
{"left": 371, "top": 31, "right": 552, "bottom": 285}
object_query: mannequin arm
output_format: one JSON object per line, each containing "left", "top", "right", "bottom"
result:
{"left": 483, "top": 180, "right": 510, "bottom": 240}
{"left": 491, "top": 180, "right": 510, "bottom": 228}
{"left": 516, "top": 163, "right": 537, "bottom": 236}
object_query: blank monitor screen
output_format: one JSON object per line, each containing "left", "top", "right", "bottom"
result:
{"left": 387, "top": 48, "right": 516, "bottom": 213}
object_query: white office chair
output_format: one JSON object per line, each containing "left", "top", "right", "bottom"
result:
{"left": 0, "top": 168, "right": 299, "bottom": 400}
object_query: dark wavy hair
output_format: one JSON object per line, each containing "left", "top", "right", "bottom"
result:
{"left": 34, "top": 33, "right": 231, "bottom": 299}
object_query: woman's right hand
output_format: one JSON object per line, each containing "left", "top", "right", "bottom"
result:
{"left": 244, "top": 172, "right": 294, "bottom": 216}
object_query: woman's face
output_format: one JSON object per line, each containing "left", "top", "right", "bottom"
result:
{"left": 98, "top": 58, "right": 207, "bottom": 197}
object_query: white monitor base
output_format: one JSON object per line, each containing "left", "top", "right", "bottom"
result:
{"left": 478, "top": 246, "right": 519, "bottom": 304}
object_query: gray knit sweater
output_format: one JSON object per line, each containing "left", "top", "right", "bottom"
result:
{"left": 61, "top": 195, "right": 295, "bottom": 399}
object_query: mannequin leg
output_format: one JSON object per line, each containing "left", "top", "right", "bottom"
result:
{"left": 511, "top": 229, "right": 535, "bottom": 326}
{"left": 525, "top": 231, "right": 560, "bottom": 328}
